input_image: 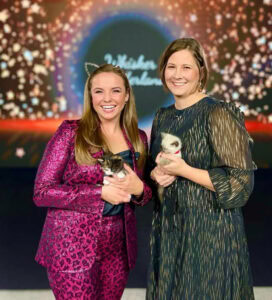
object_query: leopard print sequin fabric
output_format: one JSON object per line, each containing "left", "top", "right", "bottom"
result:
{"left": 33, "top": 120, "right": 152, "bottom": 289}
{"left": 47, "top": 215, "right": 129, "bottom": 300}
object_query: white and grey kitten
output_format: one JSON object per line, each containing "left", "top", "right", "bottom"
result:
{"left": 97, "top": 153, "right": 127, "bottom": 185}
{"left": 157, "top": 132, "right": 182, "bottom": 202}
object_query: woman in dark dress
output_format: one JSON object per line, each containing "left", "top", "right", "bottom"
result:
{"left": 146, "top": 38, "right": 256, "bottom": 300}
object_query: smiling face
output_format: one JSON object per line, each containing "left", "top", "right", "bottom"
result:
{"left": 164, "top": 49, "right": 201, "bottom": 100}
{"left": 90, "top": 72, "right": 129, "bottom": 123}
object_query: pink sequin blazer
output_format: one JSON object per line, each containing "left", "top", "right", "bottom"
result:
{"left": 33, "top": 120, "right": 152, "bottom": 273}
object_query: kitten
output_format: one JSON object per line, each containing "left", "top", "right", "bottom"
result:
{"left": 157, "top": 132, "right": 182, "bottom": 202}
{"left": 97, "top": 153, "right": 127, "bottom": 185}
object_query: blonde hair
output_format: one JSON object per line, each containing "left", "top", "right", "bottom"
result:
{"left": 159, "top": 38, "right": 209, "bottom": 91}
{"left": 75, "top": 64, "right": 146, "bottom": 169}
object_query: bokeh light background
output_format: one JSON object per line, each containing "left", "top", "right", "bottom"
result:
{"left": 0, "top": 0, "right": 271, "bottom": 167}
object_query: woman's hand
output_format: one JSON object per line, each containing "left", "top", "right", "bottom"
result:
{"left": 104, "top": 164, "right": 144, "bottom": 197}
{"left": 151, "top": 165, "right": 176, "bottom": 187}
{"left": 156, "top": 152, "right": 215, "bottom": 192}
{"left": 101, "top": 184, "right": 131, "bottom": 205}
{"left": 156, "top": 152, "right": 189, "bottom": 177}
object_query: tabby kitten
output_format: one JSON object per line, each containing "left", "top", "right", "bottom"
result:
{"left": 97, "top": 153, "right": 127, "bottom": 185}
{"left": 157, "top": 132, "right": 182, "bottom": 202}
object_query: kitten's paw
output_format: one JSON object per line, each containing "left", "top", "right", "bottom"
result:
{"left": 103, "top": 179, "right": 110, "bottom": 185}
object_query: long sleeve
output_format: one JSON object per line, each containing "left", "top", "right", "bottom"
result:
{"left": 131, "top": 129, "right": 152, "bottom": 206}
{"left": 33, "top": 120, "right": 102, "bottom": 213}
{"left": 208, "top": 102, "right": 257, "bottom": 209}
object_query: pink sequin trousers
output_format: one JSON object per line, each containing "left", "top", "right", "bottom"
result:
{"left": 47, "top": 215, "right": 129, "bottom": 300}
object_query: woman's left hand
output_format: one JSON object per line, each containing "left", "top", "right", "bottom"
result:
{"left": 156, "top": 152, "right": 189, "bottom": 177}
{"left": 104, "top": 164, "right": 144, "bottom": 197}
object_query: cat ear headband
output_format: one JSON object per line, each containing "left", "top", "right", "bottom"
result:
{"left": 85, "top": 62, "right": 123, "bottom": 76}
{"left": 85, "top": 62, "right": 99, "bottom": 76}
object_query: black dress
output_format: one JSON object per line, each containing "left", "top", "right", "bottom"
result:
{"left": 146, "top": 97, "right": 256, "bottom": 300}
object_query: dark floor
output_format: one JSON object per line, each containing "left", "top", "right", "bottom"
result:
{"left": 0, "top": 168, "right": 271, "bottom": 289}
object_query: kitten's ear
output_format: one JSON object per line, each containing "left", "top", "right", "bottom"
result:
{"left": 104, "top": 151, "right": 113, "bottom": 156}
{"left": 97, "top": 158, "right": 104, "bottom": 164}
{"left": 161, "top": 132, "right": 166, "bottom": 139}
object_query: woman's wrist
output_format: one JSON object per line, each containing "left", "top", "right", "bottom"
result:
{"left": 177, "top": 162, "right": 192, "bottom": 178}
{"left": 133, "top": 179, "right": 144, "bottom": 197}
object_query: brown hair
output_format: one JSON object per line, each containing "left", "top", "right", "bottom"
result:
{"left": 75, "top": 64, "right": 146, "bottom": 169}
{"left": 159, "top": 38, "right": 209, "bottom": 91}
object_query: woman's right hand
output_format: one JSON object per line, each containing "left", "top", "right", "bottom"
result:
{"left": 151, "top": 166, "right": 176, "bottom": 187}
{"left": 101, "top": 184, "right": 131, "bottom": 205}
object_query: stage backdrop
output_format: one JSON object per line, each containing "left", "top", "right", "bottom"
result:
{"left": 0, "top": 0, "right": 272, "bottom": 167}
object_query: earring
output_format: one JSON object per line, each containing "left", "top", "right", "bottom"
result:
{"left": 198, "top": 82, "right": 203, "bottom": 92}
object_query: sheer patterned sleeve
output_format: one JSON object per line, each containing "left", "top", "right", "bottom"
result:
{"left": 208, "top": 102, "right": 257, "bottom": 209}
{"left": 33, "top": 120, "right": 102, "bottom": 213}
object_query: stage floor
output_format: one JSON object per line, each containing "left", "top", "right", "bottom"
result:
{"left": 0, "top": 288, "right": 271, "bottom": 300}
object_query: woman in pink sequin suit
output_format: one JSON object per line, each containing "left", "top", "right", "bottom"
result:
{"left": 33, "top": 64, "right": 152, "bottom": 300}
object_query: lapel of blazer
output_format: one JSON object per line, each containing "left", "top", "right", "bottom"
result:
{"left": 91, "top": 149, "right": 103, "bottom": 159}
